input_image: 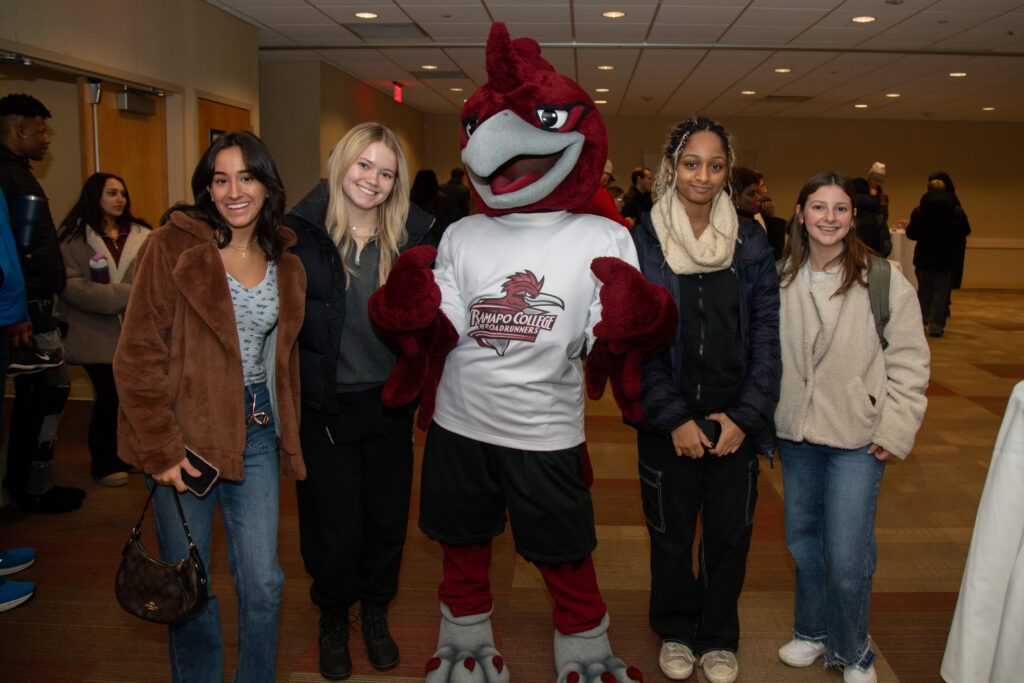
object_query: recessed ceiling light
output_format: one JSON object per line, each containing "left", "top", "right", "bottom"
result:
{"left": 741, "top": 90, "right": 756, "bottom": 95}
{"left": 595, "top": 88, "right": 610, "bottom": 92}
{"left": 774, "top": 68, "right": 791, "bottom": 73}
{"left": 602, "top": 11, "right": 626, "bottom": 19}
{"left": 886, "top": 93, "right": 900, "bottom": 98}
{"left": 949, "top": 71, "right": 967, "bottom": 77}
{"left": 852, "top": 16, "right": 876, "bottom": 23}
{"left": 450, "top": 87, "right": 463, "bottom": 92}
{"left": 597, "top": 65, "right": 614, "bottom": 71}
{"left": 354, "top": 12, "right": 378, "bottom": 19}
{"left": 982, "top": 106, "right": 995, "bottom": 111}
{"left": 594, "top": 100, "right": 608, "bottom": 104}
{"left": 421, "top": 64, "right": 438, "bottom": 70}
{"left": 854, "top": 103, "right": 868, "bottom": 108}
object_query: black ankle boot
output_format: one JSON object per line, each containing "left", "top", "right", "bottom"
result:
{"left": 361, "top": 602, "right": 399, "bottom": 670}
{"left": 318, "top": 610, "right": 352, "bottom": 680}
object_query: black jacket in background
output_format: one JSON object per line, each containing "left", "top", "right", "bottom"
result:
{"left": 854, "top": 191, "right": 892, "bottom": 257}
{"left": 906, "top": 189, "right": 971, "bottom": 271}
{"left": 284, "top": 180, "right": 436, "bottom": 415}
{"left": 620, "top": 186, "right": 653, "bottom": 221}
{"left": 0, "top": 142, "right": 65, "bottom": 300}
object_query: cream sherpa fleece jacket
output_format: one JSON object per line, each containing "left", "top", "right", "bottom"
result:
{"left": 775, "top": 261, "right": 929, "bottom": 459}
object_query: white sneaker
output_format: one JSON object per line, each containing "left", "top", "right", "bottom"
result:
{"left": 658, "top": 641, "right": 695, "bottom": 680}
{"left": 844, "top": 664, "right": 877, "bottom": 683}
{"left": 700, "top": 649, "right": 738, "bottom": 683}
{"left": 778, "top": 638, "right": 826, "bottom": 667}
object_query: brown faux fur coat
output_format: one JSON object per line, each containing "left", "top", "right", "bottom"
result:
{"left": 113, "top": 211, "right": 306, "bottom": 481}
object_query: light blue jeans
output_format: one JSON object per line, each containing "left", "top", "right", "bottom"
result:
{"left": 151, "top": 383, "right": 283, "bottom": 683}
{"left": 779, "top": 439, "right": 885, "bottom": 669}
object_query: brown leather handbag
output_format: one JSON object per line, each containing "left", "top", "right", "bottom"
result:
{"left": 114, "top": 487, "right": 208, "bottom": 625}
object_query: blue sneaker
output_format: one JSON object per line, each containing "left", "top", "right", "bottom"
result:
{"left": 0, "top": 547, "right": 36, "bottom": 576}
{"left": 0, "top": 578, "right": 35, "bottom": 611}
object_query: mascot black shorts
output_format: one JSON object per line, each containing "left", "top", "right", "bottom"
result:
{"left": 419, "top": 423, "right": 598, "bottom": 564}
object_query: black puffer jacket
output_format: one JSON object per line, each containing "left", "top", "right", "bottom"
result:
{"left": 0, "top": 143, "right": 65, "bottom": 300}
{"left": 284, "top": 180, "right": 436, "bottom": 415}
{"left": 906, "top": 189, "right": 970, "bottom": 270}
{"left": 854, "top": 191, "right": 892, "bottom": 257}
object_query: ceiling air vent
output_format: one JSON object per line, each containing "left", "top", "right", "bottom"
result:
{"left": 343, "top": 23, "right": 426, "bottom": 39}
{"left": 764, "top": 95, "right": 811, "bottom": 103}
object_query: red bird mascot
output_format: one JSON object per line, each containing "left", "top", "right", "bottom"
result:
{"left": 369, "top": 23, "right": 676, "bottom": 683}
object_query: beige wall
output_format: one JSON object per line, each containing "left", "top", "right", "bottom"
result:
{"left": 424, "top": 112, "right": 1024, "bottom": 288}
{"left": 260, "top": 60, "right": 426, "bottom": 209}
{"left": 0, "top": 0, "right": 260, "bottom": 205}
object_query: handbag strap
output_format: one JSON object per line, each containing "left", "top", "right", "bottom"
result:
{"left": 132, "top": 486, "right": 200, "bottom": 551}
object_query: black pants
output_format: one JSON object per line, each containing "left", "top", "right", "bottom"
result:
{"left": 5, "top": 362, "right": 70, "bottom": 498}
{"left": 83, "top": 364, "right": 128, "bottom": 478}
{"left": 295, "top": 388, "right": 414, "bottom": 614}
{"left": 637, "top": 431, "right": 759, "bottom": 654}
{"left": 916, "top": 267, "right": 953, "bottom": 335}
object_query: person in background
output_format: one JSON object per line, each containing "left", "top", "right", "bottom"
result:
{"left": 621, "top": 166, "right": 654, "bottom": 222}
{"left": 114, "top": 131, "right": 306, "bottom": 682}
{"left": 758, "top": 194, "right": 788, "bottom": 261}
{"left": 730, "top": 166, "right": 763, "bottom": 228}
{"left": 577, "top": 157, "right": 631, "bottom": 228}
{"left": 630, "top": 116, "right": 781, "bottom": 683}
{"left": 0, "top": 190, "right": 37, "bottom": 611}
{"left": 775, "top": 170, "right": 928, "bottom": 683}
{"left": 867, "top": 162, "right": 889, "bottom": 223}
{"left": 57, "top": 172, "right": 151, "bottom": 486}
{"left": 284, "top": 122, "right": 436, "bottom": 680}
{"left": 929, "top": 171, "right": 969, "bottom": 314}
{"left": 440, "top": 167, "right": 471, "bottom": 219}
{"left": 851, "top": 177, "right": 892, "bottom": 257}
{"left": 906, "top": 173, "right": 970, "bottom": 338}
{"left": 0, "top": 92, "right": 80, "bottom": 513}
{"left": 410, "top": 169, "right": 459, "bottom": 242}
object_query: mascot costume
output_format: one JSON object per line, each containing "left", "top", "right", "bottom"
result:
{"left": 369, "top": 23, "right": 676, "bottom": 683}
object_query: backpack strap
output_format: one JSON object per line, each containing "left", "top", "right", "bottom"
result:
{"left": 867, "top": 256, "right": 891, "bottom": 350}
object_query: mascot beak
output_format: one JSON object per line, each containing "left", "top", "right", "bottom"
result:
{"left": 462, "top": 111, "right": 585, "bottom": 211}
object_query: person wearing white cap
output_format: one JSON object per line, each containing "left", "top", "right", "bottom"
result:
{"left": 867, "top": 162, "right": 889, "bottom": 223}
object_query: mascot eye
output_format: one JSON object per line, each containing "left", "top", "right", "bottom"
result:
{"left": 462, "top": 115, "right": 479, "bottom": 139}
{"left": 537, "top": 108, "right": 569, "bottom": 131}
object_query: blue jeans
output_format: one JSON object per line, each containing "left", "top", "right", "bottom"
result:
{"left": 779, "top": 439, "right": 885, "bottom": 669}
{"left": 151, "top": 383, "right": 283, "bottom": 683}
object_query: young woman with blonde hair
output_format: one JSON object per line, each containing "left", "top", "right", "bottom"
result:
{"left": 284, "top": 122, "right": 437, "bottom": 680}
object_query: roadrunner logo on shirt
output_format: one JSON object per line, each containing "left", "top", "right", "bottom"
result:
{"left": 468, "top": 270, "right": 565, "bottom": 355}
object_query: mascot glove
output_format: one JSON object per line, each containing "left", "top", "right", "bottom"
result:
{"left": 585, "top": 257, "right": 677, "bottom": 423}
{"left": 369, "top": 246, "right": 459, "bottom": 417}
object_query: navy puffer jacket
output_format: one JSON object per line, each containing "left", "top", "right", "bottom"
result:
{"left": 631, "top": 212, "right": 781, "bottom": 457}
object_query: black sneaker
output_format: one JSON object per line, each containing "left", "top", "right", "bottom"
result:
{"left": 319, "top": 610, "right": 353, "bottom": 680}
{"left": 7, "top": 345, "right": 63, "bottom": 377}
{"left": 361, "top": 602, "right": 399, "bottom": 670}
{"left": 15, "top": 485, "right": 84, "bottom": 513}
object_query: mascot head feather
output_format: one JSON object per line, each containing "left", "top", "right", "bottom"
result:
{"left": 460, "top": 23, "right": 608, "bottom": 216}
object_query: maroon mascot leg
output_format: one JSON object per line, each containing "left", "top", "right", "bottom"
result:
{"left": 539, "top": 555, "right": 608, "bottom": 633}
{"left": 439, "top": 542, "right": 494, "bottom": 617}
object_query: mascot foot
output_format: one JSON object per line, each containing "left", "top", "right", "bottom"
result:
{"left": 425, "top": 604, "right": 510, "bottom": 683}
{"left": 554, "top": 614, "right": 643, "bottom": 683}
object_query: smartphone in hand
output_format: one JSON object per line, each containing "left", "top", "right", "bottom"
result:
{"left": 181, "top": 448, "right": 219, "bottom": 497}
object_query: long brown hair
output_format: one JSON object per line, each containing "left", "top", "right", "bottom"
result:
{"left": 779, "top": 170, "right": 874, "bottom": 297}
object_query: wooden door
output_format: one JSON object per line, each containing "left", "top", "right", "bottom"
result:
{"left": 78, "top": 80, "right": 168, "bottom": 228}
{"left": 196, "top": 98, "right": 251, "bottom": 158}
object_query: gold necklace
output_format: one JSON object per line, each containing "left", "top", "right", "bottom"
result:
{"left": 228, "top": 239, "right": 256, "bottom": 259}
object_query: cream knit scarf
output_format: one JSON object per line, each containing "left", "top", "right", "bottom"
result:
{"left": 651, "top": 190, "right": 738, "bottom": 274}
